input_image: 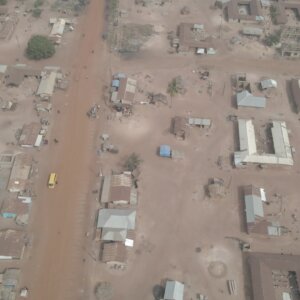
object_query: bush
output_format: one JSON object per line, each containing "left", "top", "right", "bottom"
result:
{"left": 123, "top": 153, "right": 142, "bottom": 172}
{"left": 34, "top": 0, "right": 43, "bottom": 8}
{"left": 264, "top": 31, "right": 281, "bottom": 47}
{"left": 32, "top": 8, "right": 42, "bottom": 17}
{"left": 26, "top": 35, "right": 55, "bottom": 60}
{"left": 0, "top": 0, "right": 7, "bottom": 5}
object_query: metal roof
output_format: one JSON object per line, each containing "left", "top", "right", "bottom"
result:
{"left": 36, "top": 71, "right": 57, "bottom": 98}
{"left": 164, "top": 281, "right": 184, "bottom": 300}
{"left": 260, "top": 79, "right": 277, "bottom": 89}
{"left": 245, "top": 194, "right": 264, "bottom": 223}
{"left": 97, "top": 209, "right": 136, "bottom": 230}
{"left": 234, "top": 119, "right": 294, "bottom": 166}
{"left": 159, "top": 145, "right": 171, "bottom": 157}
{"left": 50, "top": 18, "right": 66, "bottom": 36}
{"left": 237, "top": 90, "right": 266, "bottom": 108}
{"left": 188, "top": 118, "right": 211, "bottom": 126}
{"left": 242, "top": 27, "right": 263, "bottom": 36}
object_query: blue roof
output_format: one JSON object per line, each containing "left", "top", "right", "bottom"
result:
{"left": 159, "top": 145, "right": 171, "bottom": 157}
{"left": 112, "top": 79, "right": 120, "bottom": 88}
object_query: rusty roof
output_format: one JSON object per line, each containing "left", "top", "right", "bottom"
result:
{"left": 226, "top": 0, "right": 262, "bottom": 21}
{"left": 5, "top": 65, "right": 40, "bottom": 86}
{"left": 19, "top": 123, "right": 40, "bottom": 147}
{"left": 291, "top": 78, "right": 300, "bottom": 112}
{"left": 273, "top": 0, "right": 300, "bottom": 24}
{"left": 7, "top": 154, "right": 32, "bottom": 193}
{"left": 101, "top": 242, "right": 127, "bottom": 263}
{"left": 116, "top": 77, "right": 137, "bottom": 106}
{"left": 0, "top": 230, "right": 25, "bottom": 259}
{"left": 1, "top": 197, "right": 30, "bottom": 217}
{"left": 246, "top": 252, "right": 300, "bottom": 300}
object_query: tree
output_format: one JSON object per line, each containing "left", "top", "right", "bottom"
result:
{"left": 123, "top": 153, "right": 142, "bottom": 172}
{"left": 167, "top": 78, "right": 180, "bottom": 98}
{"left": 264, "top": 31, "right": 281, "bottom": 47}
{"left": 0, "top": 0, "right": 7, "bottom": 5}
{"left": 26, "top": 35, "right": 55, "bottom": 60}
{"left": 32, "top": 8, "right": 42, "bottom": 18}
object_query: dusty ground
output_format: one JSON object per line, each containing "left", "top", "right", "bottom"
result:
{"left": 0, "top": 0, "right": 300, "bottom": 300}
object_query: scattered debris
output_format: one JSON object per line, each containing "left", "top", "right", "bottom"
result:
{"left": 207, "top": 178, "right": 226, "bottom": 199}
{"left": 87, "top": 104, "right": 100, "bottom": 119}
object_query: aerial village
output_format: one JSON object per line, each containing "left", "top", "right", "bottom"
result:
{"left": 1, "top": 0, "right": 300, "bottom": 299}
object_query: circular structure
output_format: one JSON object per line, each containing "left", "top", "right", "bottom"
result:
{"left": 208, "top": 261, "right": 227, "bottom": 278}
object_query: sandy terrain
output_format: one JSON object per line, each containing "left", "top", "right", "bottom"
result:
{"left": 1, "top": 0, "right": 300, "bottom": 299}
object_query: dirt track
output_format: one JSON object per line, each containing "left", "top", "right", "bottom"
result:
{"left": 20, "top": 1, "right": 105, "bottom": 299}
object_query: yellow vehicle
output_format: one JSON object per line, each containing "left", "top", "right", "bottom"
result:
{"left": 48, "top": 173, "right": 57, "bottom": 189}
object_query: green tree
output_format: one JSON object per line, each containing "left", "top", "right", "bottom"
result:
{"left": 26, "top": 35, "right": 55, "bottom": 60}
{"left": 167, "top": 78, "right": 180, "bottom": 98}
{"left": 264, "top": 31, "right": 281, "bottom": 47}
{"left": 0, "top": 0, "right": 7, "bottom": 5}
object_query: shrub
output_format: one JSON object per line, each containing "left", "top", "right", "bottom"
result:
{"left": 32, "top": 8, "right": 42, "bottom": 17}
{"left": 123, "top": 153, "right": 142, "bottom": 172}
{"left": 26, "top": 35, "right": 55, "bottom": 60}
{"left": 0, "top": 0, "right": 7, "bottom": 5}
{"left": 34, "top": 0, "right": 43, "bottom": 8}
{"left": 264, "top": 31, "right": 281, "bottom": 47}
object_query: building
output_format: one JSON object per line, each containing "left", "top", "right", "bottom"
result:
{"left": 1, "top": 195, "right": 31, "bottom": 225}
{"left": 4, "top": 64, "right": 40, "bottom": 86}
{"left": 225, "top": 0, "right": 264, "bottom": 23}
{"left": 111, "top": 74, "right": 137, "bottom": 107}
{"left": 0, "top": 268, "right": 20, "bottom": 300}
{"left": 159, "top": 145, "right": 171, "bottom": 158}
{"left": 243, "top": 185, "right": 278, "bottom": 235}
{"left": 101, "top": 242, "right": 127, "bottom": 265}
{"left": 236, "top": 90, "right": 266, "bottom": 108}
{"left": 7, "top": 154, "right": 32, "bottom": 193}
{"left": 18, "top": 123, "right": 41, "bottom": 148}
{"left": 176, "top": 23, "right": 215, "bottom": 53}
{"left": 164, "top": 281, "right": 184, "bottom": 300}
{"left": 171, "top": 117, "right": 187, "bottom": 140}
{"left": 260, "top": 79, "right": 277, "bottom": 90}
{"left": 242, "top": 27, "right": 263, "bottom": 36}
{"left": 272, "top": 0, "right": 300, "bottom": 25}
{"left": 49, "top": 18, "right": 66, "bottom": 44}
{"left": 246, "top": 252, "right": 300, "bottom": 300}
{"left": 280, "top": 26, "right": 300, "bottom": 57}
{"left": 100, "top": 173, "right": 137, "bottom": 206}
{"left": 0, "top": 230, "right": 25, "bottom": 260}
{"left": 97, "top": 209, "right": 136, "bottom": 243}
{"left": 290, "top": 78, "right": 300, "bottom": 112}
{"left": 188, "top": 117, "right": 212, "bottom": 127}
{"left": 234, "top": 119, "right": 293, "bottom": 166}
{"left": 36, "top": 71, "right": 58, "bottom": 100}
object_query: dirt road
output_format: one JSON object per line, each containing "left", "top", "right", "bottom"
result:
{"left": 21, "top": 1, "right": 105, "bottom": 299}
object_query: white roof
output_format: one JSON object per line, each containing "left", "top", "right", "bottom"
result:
{"left": 36, "top": 72, "right": 57, "bottom": 97}
{"left": 260, "top": 79, "right": 277, "bottom": 89}
{"left": 0, "top": 64, "right": 7, "bottom": 74}
{"left": 164, "top": 281, "right": 184, "bottom": 300}
{"left": 234, "top": 119, "right": 293, "bottom": 166}
{"left": 50, "top": 18, "right": 66, "bottom": 36}
{"left": 237, "top": 90, "right": 266, "bottom": 108}
{"left": 188, "top": 118, "right": 211, "bottom": 126}
{"left": 97, "top": 209, "right": 136, "bottom": 230}
{"left": 245, "top": 194, "right": 264, "bottom": 223}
